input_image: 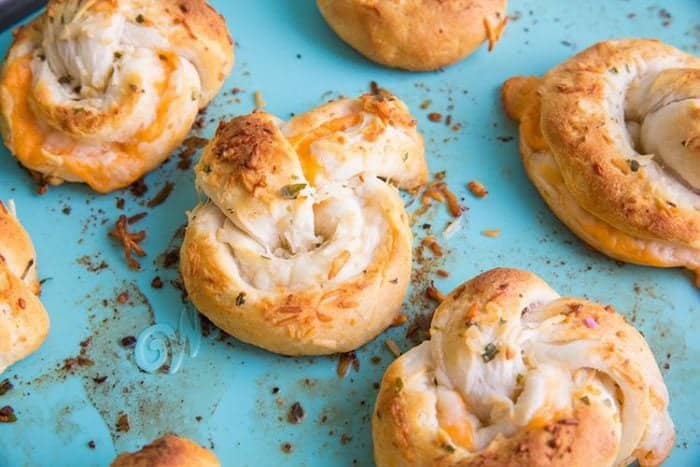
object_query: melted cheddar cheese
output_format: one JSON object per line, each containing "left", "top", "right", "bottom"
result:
{"left": 507, "top": 75, "right": 688, "bottom": 269}
{"left": 436, "top": 389, "right": 475, "bottom": 451}
{"left": 287, "top": 113, "right": 362, "bottom": 184}
{"left": 1, "top": 50, "right": 183, "bottom": 193}
{"left": 2, "top": 55, "right": 49, "bottom": 170}
{"left": 530, "top": 142, "right": 676, "bottom": 268}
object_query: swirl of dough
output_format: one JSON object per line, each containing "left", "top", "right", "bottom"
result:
{"left": 111, "top": 434, "right": 219, "bottom": 467}
{"left": 0, "top": 0, "right": 233, "bottom": 193}
{"left": 502, "top": 39, "right": 700, "bottom": 284}
{"left": 0, "top": 201, "right": 49, "bottom": 375}
{"left": 180, "top": 92, "right": 428, "bottom": 355}
{"left": 372, "top": 268, "right": 674, "bottom": 467}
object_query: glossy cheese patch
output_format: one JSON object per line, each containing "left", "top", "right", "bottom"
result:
{"left": 288, "top": 113, "right": 362, "bottom": 183}
{"left": 532, "top": 152, "right": 675, "bottom": 268}
{"left": 436, "top": 390, "right": 475, "bottom": 451}
{"left": 2, "top": 55, "right": 47, "bottom": 170}
{"left": 1, "top": 52, "right": 180, "bottom": 193}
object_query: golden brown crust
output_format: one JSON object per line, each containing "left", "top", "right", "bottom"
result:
{"left": 0, "top": 0, "right": 233, "bottom": 193}
{"left": 539, "top": 40, "right": 700, "bottom": 244}
{"left": 0, "top": 201, "right": 39, "bottom": 293}
{"left": 317, "top": 0, "right": 507, "bottom": 71}
{"left": 156, "top": 0, "right": 234, "bottom": 103}
{"left": 282, "top": 93, "right": 428, "bottom": 189}
{"left": 111, "top": 435, "right": 219, "bottom": 467}
{"left": 181, "top": 93, "right": 426, "bottom": 355}
{"left": 456, "top": 406, "right": 618, "bottom": 467}
{"left": 180, "top": 204, "right": 411, "bottom": 355}
{"left": 375, "top": 377, "right": 619, "bottom": 467}
{"left": 502, "top": 39, "right": 700, "bottom": 280}
{"left": 372, "top": 268, "right": 674, "bottom": 467}
{"left": 207, "top": 112, "right": 303, "bottom": 196}
{"left": 0, "top": 202, "right": 49, "bottom": 375}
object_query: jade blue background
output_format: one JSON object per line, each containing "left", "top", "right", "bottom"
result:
{"left": 0, "top": 1, "right": 698, "bottom": 466}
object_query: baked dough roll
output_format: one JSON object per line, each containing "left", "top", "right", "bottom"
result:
{"left": 181, "top": 93, "right": 427, "bottom": 355}
{"left": 0, "top": 0, "right": 233, "bottom": 193}
{"left": 0, "top": 201, "right": 49, "bottom": 375}
{"left": 317, "top": 0, "right": 507, "bottom": 71}
{"left": 373, "top": 268, "right": 674, "bottom": 467}
{"left": 111, "top": 434, "right": 219, "bottom": 467}
{"left": 502, "top": 39, "right": 700, "bottom": 284}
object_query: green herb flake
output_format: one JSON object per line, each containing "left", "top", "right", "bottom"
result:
{"left": 627, "top": 159, "right": 640, "bottom": 172}
{"left": 516, "top": 373, "right": 524, "bottom": 385}
{"left": 609, "top": 67, "right": 619, "bottom": 74}
{"left": 481, "top": 343, "right": 499, "bottom": 363}
{"left": 441, "top": 444, "right": 456, "bottom": 453}
{"left": 279, "top": 183, "right": 307, "bottom": 199}
{"left": 402, "top": 152, "right": 409, "bottom": 162}
{"left": 202, "top": 164, "right": 212, "bottom": 174}
{"left": 393, "top": 377, "right": 404, "bottom": 393}
{"left": 135, "top": 14, "right": 145, "bottom": 23}
{"left": 235, "top": 292, "right": 246, "bottom": 306}
{"left": 580, "top": 395, "right": 591, "bottom": 406}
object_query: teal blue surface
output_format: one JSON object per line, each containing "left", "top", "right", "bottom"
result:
{"left": 0, "top": 1, "right": 698, "bottom": 466}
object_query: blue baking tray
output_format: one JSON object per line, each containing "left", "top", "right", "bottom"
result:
{"left": 0, "top": 1, "right": 698, "bottom": 466}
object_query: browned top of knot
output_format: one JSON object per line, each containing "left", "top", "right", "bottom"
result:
{"left": 212, "top": 113, "right": 277, "bottom": 170}
{"left": 202, "top": 112, "right": 304, "bottom": 197}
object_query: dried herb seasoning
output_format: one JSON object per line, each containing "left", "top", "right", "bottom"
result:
{"left": 287, "top": 402, "right": 305, "bottom": 424}
{"left": 279, "top": 183, "right": 307, "bottom": 199}
{"left": 481, "top": 343, "right": 499, "bottom": 363}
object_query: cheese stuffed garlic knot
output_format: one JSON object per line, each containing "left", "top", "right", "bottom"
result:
{"left": 0, "top": 201, "right": 49, "bottom": 375}
{"left": 373, "top": 268, "right": 674, "bottom": 467}
{"left": 503, "top": 39, "right": 700, "bottom": 284}
{"left": 0, "top": 0, "right": 233, "bottom": 193}
{"left": 180, "top": 93, "right": 428, "bottom": 355}
{"left": 111, "top": 434, "right": 219, "bottom": 467}
{"left": 317, "top": 0, "right": 508, "bottom": 71}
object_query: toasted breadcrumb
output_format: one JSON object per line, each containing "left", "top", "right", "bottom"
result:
{"left": 468, "top": 180, "right": 488, "bottom": 198}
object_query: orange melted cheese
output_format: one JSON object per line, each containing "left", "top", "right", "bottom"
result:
{"left": 508, "top": 77, "right": 548, "bottom": 152}
{"left": 436, "top": 390, "right": 475, "bottom": 451}
{"left": 89, "top": 0, "right": 117, "bottom": 14}
{"left": 117, "top": 49, "right": 178, "bottom": 151}
{"left": 1, "top": 50, "right": 182, "bottom": 193}
{"left": 520, "top": 98, "right": 549, "bottom": 152}
{"left": 2, "top": 55, "right": 49, "bottom": 169}
{"left": 507, "top": 76, "right": 683, "bottom": 268}
{"left": 288, "top": 113, "right": 362, "bottom": 183}
{"left": 533, "top": 140, "right": 672, "bottom": 268}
